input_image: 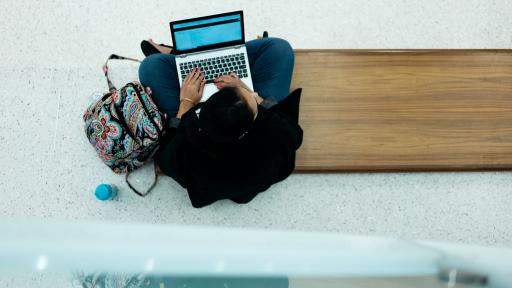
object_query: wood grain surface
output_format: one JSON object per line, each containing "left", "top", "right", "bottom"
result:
{"left": 291, "top": 49, "right": 512, "bottom": 171}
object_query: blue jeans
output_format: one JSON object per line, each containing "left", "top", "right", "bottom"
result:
{"left": 138, "top": 37, "right": 295, "bottom": 116}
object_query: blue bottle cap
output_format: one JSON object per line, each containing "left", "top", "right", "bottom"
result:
{"left": 95, "top": 184, "right": 113, "bottom": 201}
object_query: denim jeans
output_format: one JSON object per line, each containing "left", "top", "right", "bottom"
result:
{"left": 138, "top": 37, "right": 295, "bottom": 116}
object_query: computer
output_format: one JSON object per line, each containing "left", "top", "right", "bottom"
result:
{"left": 170, "top": 11, "right": 254, "bottom": 102}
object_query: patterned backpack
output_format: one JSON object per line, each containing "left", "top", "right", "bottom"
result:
{"left": 83, "top": 54, "right": 165, "bottom": 196}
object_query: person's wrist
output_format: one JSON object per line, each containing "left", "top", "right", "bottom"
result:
{"left": 180, "top": 100, "right": 194, "bottom": 110}
{"left": 176, "top": 100, "right": 195, "bottom": 118}
{"left": 180, "top": 97, "right": 196, "bottom": 106}
{"left": 239, "top": 81, "right": 252, "bottom": 92}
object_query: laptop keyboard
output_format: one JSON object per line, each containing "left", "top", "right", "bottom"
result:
{"left": 179, "top": 53, "right": 248, "bottom": 84}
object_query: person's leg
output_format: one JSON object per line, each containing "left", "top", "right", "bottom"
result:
{"left": 246, "top": 37, "right": 295, "bottom": 102}
{"left": 138, "top": 54, "right": 181, "bottom": 116}
{"left": 141, "top": 38, "right": 173, "bottom": 57}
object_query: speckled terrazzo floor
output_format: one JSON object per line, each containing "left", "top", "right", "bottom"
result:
{"left": 1, "top": 0, "right": 512, "bottom": 251}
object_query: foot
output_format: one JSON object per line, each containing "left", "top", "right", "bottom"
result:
{"left": 147, "top": 38, "right": 173, "bottom": 54}
{"left": 257, "top": 31, "right": 269, "bottom": 39}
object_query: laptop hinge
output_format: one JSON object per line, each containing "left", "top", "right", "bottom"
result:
{"left": 177, "top": 45, "right": 245, "bottom": 58}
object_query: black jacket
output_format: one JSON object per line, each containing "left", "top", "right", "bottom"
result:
{"left": 155, "top": 89, "right": 303, "bottom": 208}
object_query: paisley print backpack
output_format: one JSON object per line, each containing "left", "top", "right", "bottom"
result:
{"left": 83, "top": 54, "right": 165, "bottom": 196}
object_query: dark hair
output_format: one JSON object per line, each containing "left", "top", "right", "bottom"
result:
{"left": 198, "top": 87, "right": 254, "bottom": 144}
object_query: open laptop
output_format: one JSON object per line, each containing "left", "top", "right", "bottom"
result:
{"left": 170, "top": 11, "right": 254, "bottom": 102}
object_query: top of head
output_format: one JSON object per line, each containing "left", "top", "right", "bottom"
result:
{"left": 198, "top": 87, "right": 254, "bottom": 143}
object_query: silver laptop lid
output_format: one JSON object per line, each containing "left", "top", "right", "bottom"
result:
{"left": 170, "top": 11, "right": 245, "bottom": 55}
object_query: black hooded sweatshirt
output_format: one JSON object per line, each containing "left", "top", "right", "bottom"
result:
{"left": 155, "top": 89, "right": 303, "bottom": 208}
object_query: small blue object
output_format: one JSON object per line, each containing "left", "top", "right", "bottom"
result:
{"left": 95, "top": 184, "right": 118, "bottom": 201}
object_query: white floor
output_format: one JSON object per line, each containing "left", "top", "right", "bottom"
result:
{"left": 1, "top": 0, "right": 512, "bottom": 254}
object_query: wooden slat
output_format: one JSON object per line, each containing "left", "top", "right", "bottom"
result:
{"left": 291, "top": 49, "right": 512, "bottom": 171}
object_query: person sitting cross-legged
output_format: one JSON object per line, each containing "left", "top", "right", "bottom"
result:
{"left": 138, "top": 37, "right": 302, "bottom": 208}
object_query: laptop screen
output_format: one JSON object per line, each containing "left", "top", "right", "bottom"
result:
{"left": 170, "top": 11, "right": 244, "bottom": 54}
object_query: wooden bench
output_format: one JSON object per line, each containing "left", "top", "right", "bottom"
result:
{"left": 291, "top": 49, "right": 512, "bottom": 171}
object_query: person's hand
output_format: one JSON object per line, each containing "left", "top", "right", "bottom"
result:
{"left": 180, "top": 67, "right": 205, "bottom": 104}
{"left": 214, "top": 72, "right": 252, "bottom": 92}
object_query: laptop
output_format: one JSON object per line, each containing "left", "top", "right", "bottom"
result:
{"left": 170, "top": 11, "right": 254, "bottom": 102}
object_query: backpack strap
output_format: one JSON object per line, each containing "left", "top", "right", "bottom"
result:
{"left": 102, "top": 54, "right": 141, "bottom": 92}
{"left": 125, "top": 162, "right": 159, "bottom": 197}
{"left": 103, "top": 54, "right": 160, "bottom": 197}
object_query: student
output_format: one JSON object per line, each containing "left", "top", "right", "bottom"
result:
{"left": 138, "top": 37, "right": 302, "bottom": 208}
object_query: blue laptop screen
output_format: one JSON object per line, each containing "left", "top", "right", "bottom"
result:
{"left": 172, "top": 14, "right": 243, "bottom": 52}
